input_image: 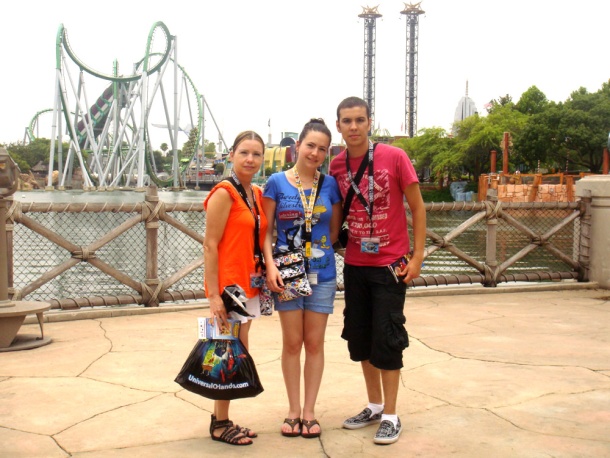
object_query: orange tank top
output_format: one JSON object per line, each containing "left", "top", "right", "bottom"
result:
{"left": 203, "top": 181, "right": 268, "bottom": 299}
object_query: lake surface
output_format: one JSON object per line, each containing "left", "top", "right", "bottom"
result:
{"left": 14, "top": 189, "right": 209, "bottom": 205}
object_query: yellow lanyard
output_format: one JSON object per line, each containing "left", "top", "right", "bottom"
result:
{"left": 293, "top": 167, "right": 320, "bottom": 237}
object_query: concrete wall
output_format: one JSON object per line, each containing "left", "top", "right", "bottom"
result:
{"left": 576, "top": 176, "right": 610, "bottom": 288}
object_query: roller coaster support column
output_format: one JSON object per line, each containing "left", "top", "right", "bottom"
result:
{"left": 576, "top": 176, "right": 610, "bottom": 287}
{"left": 172, "top": 36, "right": 180, "bottom": 190}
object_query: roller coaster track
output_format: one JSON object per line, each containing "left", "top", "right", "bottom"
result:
{"left": 43, "top": 21, "right": 219, "bottom": 189}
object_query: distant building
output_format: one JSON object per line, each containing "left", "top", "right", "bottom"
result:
{"left": 453, "top": 81, "right": 478, "bottom": 134}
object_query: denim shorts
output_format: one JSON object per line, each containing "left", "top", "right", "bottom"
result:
{"left": 342, "top": 264, "right": 409, "bottom": 370}
{"left": 274, "top": 280, "right": 336, "bottom": 314}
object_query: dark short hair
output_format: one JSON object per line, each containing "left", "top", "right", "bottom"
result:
{"left": 298, "top": 118, "right": 332, "bottom": 144}
{"left": 336, "top": 96, "right": 370, "bottom": 120}
{"left": 231, "top": 130, "right": 265, "bottom": 152}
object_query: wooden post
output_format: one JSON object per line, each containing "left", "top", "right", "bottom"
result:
{"left": 478, "top": 174, "right": 489, "bottom": 202}
{"left": 577, "top": 191, "right": 591, "bottom": 282}
{"left": 144, "top": 186, "right": 161, "bottom": 307}
{"left": 484, "top": 188, "right": 498, "bottom": 287}
{"left": 6, "top": 201, "right": 14, "bottom": 300}
{"left": 490, "top": 149, "right": 497, "bottom": 174}
{"left": 502, "top": 132, "right": 510, "bottom": 175}
{"left": 528, "top": 174, "right": 542, "bottom": 202}
{"left": 0, "top": 199, "right": 9, "bottom": 305}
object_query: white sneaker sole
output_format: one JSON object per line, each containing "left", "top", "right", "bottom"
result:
{"left": 373, "top": 427, "right": 402, "bottom": 444}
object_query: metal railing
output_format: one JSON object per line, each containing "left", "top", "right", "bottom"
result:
{"left": 3, "top": 187, "right": 588, "bottom": 310}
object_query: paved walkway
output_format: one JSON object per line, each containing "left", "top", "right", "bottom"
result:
{"left": 1, "top": 282, "right": 609, "bottom": 457}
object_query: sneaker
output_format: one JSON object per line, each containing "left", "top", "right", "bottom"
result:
{"left": 342, "top": 408, "right": 383, "bottom": 430}
{"left": 373, "top": 418, "right": 402, "bottom": 445}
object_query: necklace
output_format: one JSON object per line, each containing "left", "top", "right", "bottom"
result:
{"left": 292, "top": 167, "right": 320, "bottom": 234}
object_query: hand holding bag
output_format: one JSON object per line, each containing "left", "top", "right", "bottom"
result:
{"left": 273, "top": 249, "right": 312, "bottom": 302}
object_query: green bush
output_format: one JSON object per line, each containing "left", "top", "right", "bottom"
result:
{"left": 421, "top": 187, "right": 453, "bottom": 203}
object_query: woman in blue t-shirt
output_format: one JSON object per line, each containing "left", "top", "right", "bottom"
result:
{"left": 262, "top": 118, "right": 342, "bottom": 439}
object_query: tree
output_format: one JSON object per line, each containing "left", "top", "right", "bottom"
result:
{"left": 204, "top": 140, "right": 216, "bottom": 153}
{"left": 5, "top": 138, "right": 57, "bottom": 172}
{"left": 515, "top": 86, "right": 548, "bottom": 115}
{"left": 515, "top": 81, "right": 610, "bottom": 173}
{"left": 181, "top": 127, "right": 199, "bottom": 160}
{"left": 394, "top": 127, "right": 455, "bottom": 183}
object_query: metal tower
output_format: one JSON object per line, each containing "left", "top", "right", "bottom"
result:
{"left": 401, "top": 2, "right": 425, "bottom": 138}
{"left": 358, "top": 6, "right": 382, "bottom": 132}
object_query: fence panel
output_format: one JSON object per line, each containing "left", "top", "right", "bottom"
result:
{"left": 5, "top": 187, "right": 586, "bottom": 309}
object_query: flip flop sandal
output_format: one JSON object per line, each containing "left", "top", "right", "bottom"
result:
{"left": 301, "top": 419, "right": 321, "bottom": 438}
{"left": 281, "top": 417, "right": 301, "bottom": 437}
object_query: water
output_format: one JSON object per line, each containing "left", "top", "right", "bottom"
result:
{"left": 14, "top": 189, "right": 209, "bottom": 205}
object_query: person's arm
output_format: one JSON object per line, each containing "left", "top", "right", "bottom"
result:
{"left": 401, "top": 182, "right": 426, "bottom": 284}
{"left": 329, "top": 201, "right": 343, "bottom": 245}
{"left": 203, "top": 188, "right": 232, "bottom": 329}
{"left": 261, "top": 196, "right": 284, "bottom": 292}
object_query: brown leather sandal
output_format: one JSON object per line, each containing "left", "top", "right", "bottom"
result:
{"left": 210, "top": 417, "right": 252, "bottom": 446}
{"left": 301, "top": 419, "right": 321, "bottom": 438}
{"left": 210, "top": 414, "right": 257, "bottom": 438}
{"left": 281, "top": 417, "right": 301, "bottom": 437}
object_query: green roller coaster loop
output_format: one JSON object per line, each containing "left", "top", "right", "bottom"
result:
{"left": 46, "top": 21, "right": 210, "bottom": 189}
{"left": 26, "top": 109, "right": 53, "bottom": 143}
{"left": 57, "top": 22, "right": 172, "bottom": 82}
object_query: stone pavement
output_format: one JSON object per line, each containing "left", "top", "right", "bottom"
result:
{"left": 1, "top": 282, "right": 609, "bottom": 457}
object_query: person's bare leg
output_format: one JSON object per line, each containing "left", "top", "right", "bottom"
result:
{"left": 279, "top": 310, "right": 304, "bottom": 434}
{"left": 361, "top": 360, "right": 383, "bottom": 405}
{"left": 380, "top": 369, "right": 400, "bottom": 415}
{"left": 301, "top": 311, "right": 329, "bottom": 435}
{"left": 211, "top": 319, "right": 255, "bottom": 442}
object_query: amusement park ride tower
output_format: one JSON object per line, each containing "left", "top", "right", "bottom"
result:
{"left": 401, "top": 2, "right": 425, "bottom": 138}
{"left": 358, "top": 6, "right": 382, "bottom": 134}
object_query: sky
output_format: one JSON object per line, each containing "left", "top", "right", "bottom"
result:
{"left": 1, "top": 0, "right": 609, "bottom": 150}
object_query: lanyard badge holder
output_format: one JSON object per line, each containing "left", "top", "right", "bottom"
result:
{"left": 293, "top": 169, "right": 325, "bottom": 284}
{"left": 346, "top": 141, "right": 379, "bottom": 254}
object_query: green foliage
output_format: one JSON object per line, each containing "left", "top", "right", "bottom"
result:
{"left": 204, "top": 140, "right": 216, "bottom": 153}
{"left": 420, "top": 187, "right": 453, "bottom": 203}
{"left": 5, "top": 138, "right": 61, "bottom": 173}
{"left": 181, "top": 127, "right": 199, "bottom": 159}
{"left": 151, "top": 150, "right": 172, "bottom": 172}
{"left": 515, "top": 81, "right": 610, "bottom": 173}
{"left": 402, "top": 80, "right": 610, "bottom": 185}
{"left": 515, "top": 86, "right": 548, "bottom": 115}
{"left": 214, "top": 162, "right": 225, "bottom": 175}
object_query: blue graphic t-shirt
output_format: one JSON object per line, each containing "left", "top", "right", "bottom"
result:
{"left": 263, "top": 172, "right": 341, "bottom": 282}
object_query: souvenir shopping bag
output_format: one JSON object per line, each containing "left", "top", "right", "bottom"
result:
{"left": 259, "top": 281, "right": 274, "bottom": 316}
{"left": 174, "top": 318, "right": 264, "bottom": 400}
{"left": 272, "top": 249, "right": 313, "bottom": 302}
